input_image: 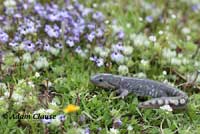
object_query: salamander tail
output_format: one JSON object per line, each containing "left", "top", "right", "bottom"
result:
{"left": 138, "top": 95, "right": 188, "bottom": 109}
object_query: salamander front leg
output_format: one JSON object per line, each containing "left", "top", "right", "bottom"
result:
{"left": 118, "top": 89, "right": 129, "bottom": 99}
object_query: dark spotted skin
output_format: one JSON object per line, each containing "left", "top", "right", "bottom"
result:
{"left": 90, "top": 73, "right": 188, "bottom": 109}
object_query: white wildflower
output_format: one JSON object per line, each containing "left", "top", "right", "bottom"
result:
{"left": 162, "top": 70, "right": 167, "bottom": 75}
{"left": 14, "top": 57, "right": 20, "bottom": 63}
{"left": 140, "top": 59, "right": 149, "bottom": 66}
{"left": 118, "top": 65, "right": 129, "bottom": 75}
{"left": 149, "top": 35, "right": 157, "bottom": 42}
{"left": 162, "top": 48, "right": 176, "bottom": 58}
{"left": 109, "top": 128, "right": 119, "bottom": 134}
{"left": 186, "top": 35, "right": 191, "bottom": 41}
{"left": 95, "top": 47, "right": 110, "bottom": 58}
{"left": 19, "top": 43, "right": 25, "bottom": 51}
{"left": 131, "top": 33, "right": 150, "bottom": 47}
{"left": 28, "top": 81, "right": 35, "bottom": 88}
{"left": 134, "top": 72, "right": 147, "bottom": 78}
{"left": 51, "top": 116, "right": 61, "bottom": 126}
{"left": 112, "top": 25, "right": 123, "bottom": 33}
{"left": 23, "top": 64, "right": 29, "bottom": 70}
{"left": 158, "top": 30, "right": 164, "bottom": 35}
{"left": 138, "top": 17, "right": 143, "bottom": 21}
{"left": 186, "top": 73, "right": 200, "bottom": 82}
{"left": 49, "top": 47, "right": 59, "bottom": 56}
{"left": 194, "top": 61, "right": 200, "bottom": 67}
{"left": 12, "top": 92, "right": 24, "bottom": 102}
{"left": 4, "top": 91, "right": 9, "bottom": 97}
{"left": 22, "top": 53, "right": 32, "bottom": 63}
{"left": 126, "top": 23, "right": 131, "bottom": 28}
{"left": 182, "top": 58, "right": 189, "bottom": 65}
{"left": 163, "top": 79, "right": 174, "bottom": 86}
{"left": 171, "top": 58, "right": 181, "bottom": 65}
{"left": 46, "top": 109, "right": 55, "bottom": 114}
{"left": 0, "top": 83, "right": 7, "bottom": 91}
{"left": 104, "top": 20, "right": 110, "bottom": 24}
{"left": 34, "top": 56, "right": 49, "bottom": 69}
{"left": 181, "top": 27, "right": 191, "bottom": 34}
{"left": 50, "top": 100, "right": 58, "bottom": 106}
{"left": 92, "top": 3, "right": 98, "bottom": 8}
{"left": 123, "top": 46, "right": 133, "bottom": 55}
{"left": 4, "top": 0, "right": 16, "bottom": 7}
{"left": 35, "top": 72, "right": 40, "bottom": 78}
{"left": 33, "top": 108, "right": 46, "bottom": 115}
{"left": 33, "top": 108, "right": 54, "bottom": 115}
{"left": 171, "top": 14, "right": 176, "bottom": 19}
{"left": 127, "top": 125, "right": 133, "bottom": 131}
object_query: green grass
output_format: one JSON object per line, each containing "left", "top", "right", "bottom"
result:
{"left": 1, "top": 51, "right": 200, "bottom": 134}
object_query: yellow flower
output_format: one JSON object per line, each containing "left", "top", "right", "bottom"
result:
{"left": 63, "top": 104, "right": 80, "bottom": 113}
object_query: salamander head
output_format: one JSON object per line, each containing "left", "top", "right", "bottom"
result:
{"left": 90, "top": 73, "right": 121, "bottom": 89}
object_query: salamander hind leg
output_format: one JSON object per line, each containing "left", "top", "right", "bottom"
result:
{"left": 138, "top": 96, "right": 188, "bottom": 109}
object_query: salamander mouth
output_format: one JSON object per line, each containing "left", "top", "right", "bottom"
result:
{"left": 90, "top": 77, "right": 96, "bottom": 84}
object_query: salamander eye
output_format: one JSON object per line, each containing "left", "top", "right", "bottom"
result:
{"left": 99, "top": 78, "right": 103, "bottom": 82}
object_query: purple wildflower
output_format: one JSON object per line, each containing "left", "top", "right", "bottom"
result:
{"left": 84, "top": 127, "right": 90, "bottom": 134}
{"left": 112, "top": 42, "right": 124, "bottom": 51}
{"left": 14, "top": 13, "right": 22, "bottom": 19}
{"left": 45, "top": 24, "right": 60, "bottom": 38}
{"left": 13, "top": 33, "right": 22, "bottom": 41}
{"left": 74, "top": 2, "right": 84, "bottom": 12}
{"left": 34, "top": 3, "right": 46, "bottom": 17}
{"left": 35, "top": 40, "right": 43, "bottom": 47}
{"left": 89, "top": 55, "right": 98, "bottom": 62}
{"left": 9, "top": 41, "right": 19, "bottom": 47}
{"left": 66, "top": 37, "right": 75, "bottom": 47}
{"left": 113, "top": 119, "right": 122, "bottom": 129}
{"left": 87, "top": 23, "right": 96, "bottom": 30}
{"left": 96, "top": 28, "right": 104, "bottom": 38}
{"left": 23, "top": 3, "right": 29, "bottom": 10}
{"left": 97, "top": 127, "right": 102, "bottom": 131}
{"left": 191, "top": 4, "right": 200, "bottom": 12}
{"left": 57, "top": 114, "right": 66, "bottom": 121}
{"left": 82, "top": 8, "right": 93, "bottom": 16}
{"left": 87, "top": 32, "right": 95, "bottom": 42}
{"left": 96, "top": 58, "right": 104, "bottom": 67}
{"left": 54, "top": 43, "right": 63, "bottom": 49}
{"left": 47, "top": 13, "right": 59, "bottom": 21}
{"left": 145, "top": 16, "right": 154, "bottom": 23}
{"left": 79, "top": 114, "right": 86, "bottom": 123}
{"left": 43, "top": 42, "right": 51, "bottom": 51}
{"left": 92, "top": 12, "right": 104, "bottom": 22}
{"left": 0, "top": 15, "right": 4, "bottom": 21}
{"left": 89, "top": 55, "right": 104, "bottom": 67}
{"left": 23, "top": 40, "right": 35, "bottom": 52}
{"left": 117, "top": 31, "right": 125, "bottom": 40}
{"left": 0, "top": 30, "right": 9, "bottom": 43}
{"left": 111, "top": 51, "right": 124, "bottom": 63}
{"left": 18, "top": 18, "right": 38, "bottom": 35}
{"left": 41, "top": 118, "right": 52, "bottom": 125}
{"left": 75, "top": 46, "right": 82, "bottom": 54}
